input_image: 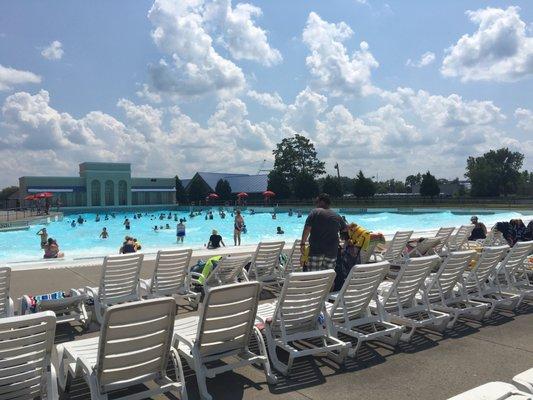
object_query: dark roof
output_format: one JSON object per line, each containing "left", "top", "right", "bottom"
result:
{"left": 191, "top": 172, "right": 268, "bottom": 194}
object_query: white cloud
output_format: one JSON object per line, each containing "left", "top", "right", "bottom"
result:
{"left": 441, "top": 6, "right": 533, "bottom": 82}
{"left": 247, "top": 90, "right": 286, "bottom": 111}
{"left": 515, "top": 107, "right": 533, "bottom": 131}
{"left": 302, "top": 12, "right": 378, "bottom": 97}
{"left": 406, "top": 51, "right": 435, "bottom": 68}
{"left": 147, "top": 0, "right": 245, "bottom": 97}
{"left": 135, "top": 83, "right": 162, "bottom": 104}
{"left": 204, "top": 0, "right": 282, "bottom": 66}
{"left": 0, "top": 64, "right": 41, "bottom": 91}
{"left": 41, "top": 40, "right": 64, "bottom": 60}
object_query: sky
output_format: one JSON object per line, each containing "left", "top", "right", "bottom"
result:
{"left": 0, "top": 0, "right": 532, "bottom": 187}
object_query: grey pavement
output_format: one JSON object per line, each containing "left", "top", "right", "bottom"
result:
{"left": 10, "top": 266, "right": 533, "bottom": 400}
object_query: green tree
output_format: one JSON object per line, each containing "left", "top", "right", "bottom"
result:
{"left": 272, "top": 134, "right": 325, "bottom": 183}
{"left": 0, "top": 186, "right": 18, "bottom": 200}
{"left": 465, "top": 148, "right": 524, "bottom": 197}
{"left": 187, "top": 176, "right": 209, "bottom": 202}
{"left": 419, "top": 171, "right": 440, "bottom": 197}
{"left": 215, "top": 179, "right": 232, "bottom": 201}
{"left": 352, "top": 171, "right": 376, "bottom": 197}
{"left": 293, "top": 172, "right": 320, "bottom": 200}
{"left": 174, "top": 176, "right": 187, "bottom": 204}
{"left": 321, "top": 175, "right": 343, "bottom": 198}
{"left": 267, "top": 170, "right": 292, "bottom": 199}
{"left": 405, "top": 173, "right": 422, "bottom": 192}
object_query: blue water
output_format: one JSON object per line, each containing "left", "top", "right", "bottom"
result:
{"left": 0, "top": 208, "right": 528, "bottom": 263}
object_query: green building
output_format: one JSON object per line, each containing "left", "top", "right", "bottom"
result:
{"left": 19, "top": 162, "right": 175, "bottom": 207}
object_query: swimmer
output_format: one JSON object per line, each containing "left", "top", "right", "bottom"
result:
{"left": 276, "top": 226, "right": 284, "bottom": 235}
{"left": 71, "top": 220, "right": 76, "bottom": 228}
{"left": 100, "top": 227, "right": 109, "bottom": 239}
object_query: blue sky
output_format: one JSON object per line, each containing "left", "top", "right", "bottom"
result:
{"left": 0, "top": 0, "right": 531, "bottom": 187}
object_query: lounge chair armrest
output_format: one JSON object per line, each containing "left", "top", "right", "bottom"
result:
{"left": 84, "top": 286, "right": 98, "bottom": 299}
{"left": 173, "top": 332, "right": 195, "bottom": 349}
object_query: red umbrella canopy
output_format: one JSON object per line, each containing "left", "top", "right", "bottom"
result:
{"left": 24, "top": 194, "right": 36, "bottom": 201}
{"left": 208, "top": 193, "right": 219, "bottom": 199}
{"left": 237, "top": 192, "right": 248, "bottom": 198}
{"left": 34, "top": 192, "right": 53, "bottom": 199}
{"left": 263, "top": 190, "right": 275, "bottom": 197}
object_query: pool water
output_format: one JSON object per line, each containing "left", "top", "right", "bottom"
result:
{"left": 0, "top": 209, "right": 528, "bottom": 263}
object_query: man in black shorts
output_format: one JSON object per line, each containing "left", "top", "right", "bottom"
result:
{"left": 301, "top": 193, "right": 347, "bottom": 271}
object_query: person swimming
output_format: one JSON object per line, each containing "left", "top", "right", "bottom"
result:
{"left": 276, "top": 226, "right": 284, "bottom": 235}
{"left": 100, "top": 227, "right": 109, "bottom": 239}
{"left": 71, "top": 220, "right": 76, "bottom": 228}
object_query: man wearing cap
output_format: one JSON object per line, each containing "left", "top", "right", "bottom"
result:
{"left": 468, "top": 216, "right": 487, "bottom": 240}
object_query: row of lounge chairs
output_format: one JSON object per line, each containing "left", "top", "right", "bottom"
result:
{"left": 0, "top": 229, "right": 531, "bottom": 399}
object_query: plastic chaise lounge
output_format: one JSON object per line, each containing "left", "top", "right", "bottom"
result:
{"left": 422, "top": 250, "right": 488, "bottom": 328}
{"left": 492, "top": 240, "right": 533, "bottom": 304}
{"left": 463, "top": 245, "right": 521, "bottom": 318}
{"left": 0, "top": 266, "right": 14, "bottom": 318}
{"left": 277, "top": 239, "right": 305, "bottom": 282}
{"left": 407, "top": 237, "right": 445, "bottom": 257}
{"left": 21, "top": 288, "right": 89, "bottom": 329}
{"left": 372, "top": 255, "right": 450, "bottom": 341}
{"left": 173, "top": 282, "right": 275, "bottom": 400}
{"left": 256, "top": 270, "right": 350, "bottom": 375}
{"left": 433, "top": 227, "right": 456, "bottom": 255}
{"left": 85, "top": 253, "right": 144, "bottom": 324}
{"left": 448, "top": 382, "right": 532, "bottom": 400}
{"left": 373, "top": 230, "right": 413, "bottom": 265}
{"left": 245, "top": 241, "right": 285, "bottom": 291}
{"left": 56, "top": 298, "right": 187, "bottom": 400}
{"left": 514, "top": 367, "right": 533, "bottom": 394}
{"left": 0, "top": 311, "right": 58, "bottom": 399}
{"left": 325, "top": 261, "right": 403, "bottom": 357}
{"left": 447, "top": 225, "right": 475, "bottom": 252}
{"left": 140, "top": 248, "right": 200, "bottom": 305}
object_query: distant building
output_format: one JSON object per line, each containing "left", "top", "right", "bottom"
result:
{"left": 185, "top": 172, "right": 268, "bottom": 195}
{"left": 19, "top": 162, "right": 175, "bottom": 207}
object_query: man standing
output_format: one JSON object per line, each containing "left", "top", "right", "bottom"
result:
{"left": 301, "top": 193, "right": 347, "bottom": 271}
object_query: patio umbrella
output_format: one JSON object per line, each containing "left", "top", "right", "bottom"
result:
{"left": 34, "top": 192, "right": 53, "bottom": 199}
{"left": 208, "top": 193, "right": 219, "bottom": 199}
{"left": 237, "top": 192, "right": 248, "bottom": 198}
{"left": 262, "top": 190, "right": 275, "bottom": 197}
{"left": 24, "top": 194, "right": 36, "bottom": 201}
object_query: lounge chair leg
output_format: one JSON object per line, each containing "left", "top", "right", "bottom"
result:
{"left": 88, "top": 373, "right": 107, "bottom": 400}
{"left": 192, "top": 349, "right": 212, "bottom": 400}
{"left": 264, "top": 325, "right": 289, "bottom": 375}
{"left": 170, "top": 348, "right": 188, "bottom": 400}
{"left": 400, "top": 326, "right": 416, "bottom": 342}
{"left": 253, "top": 327, "right": 277, "bottom": 384}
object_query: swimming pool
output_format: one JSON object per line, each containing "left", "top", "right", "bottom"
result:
{"left": 0, "top": 208, "right": 529, "bottom": 263}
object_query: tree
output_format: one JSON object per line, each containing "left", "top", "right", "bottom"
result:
{"left": 293, "top": 172, "right": 320, "bottom": 200}
{"left": 419, "top": 171, "right": 440, "bottom": 197}
{"left": 215, "top": 179, "right": 232, "bottom": 201}
{"left": 465, "top": 148, "right": 524, "bottom": 197}
{"left": 405, "top": 173, "right": 422, "bottom": 192}
{"left": 174, "top": 176, "right": 187, "bottom": 204}
{"left": 267, "top": 170, "right": 292, "bottom": 199}
{"left": 352, "top": 171, "right": 376, "bottom": 197}
{"left": 272, "top": 134, "right": 325, "bottom": 183}
{"left": 0, "top": 186, "right": 18, "bottom": 200}
{"left": 187, "top": 176, "right": 209, "bottom": 202}
{"left": 321, "top": 175, "right": 343, "bottom": 198}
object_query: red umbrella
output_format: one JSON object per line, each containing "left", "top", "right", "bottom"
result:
{"left": 24, "top": 194, "right": 36, "bottom": 201}
{"left": 262, "top": 190, "right": 275, "bottom": 197}
{"left": 208, "top": 193, "right": 219, "bottom": 199}
{"left": 34, "top": 192, "right": 53, "bottom": 199}
{"left": 237, "top": 192, "right": 248, "bottom": 198}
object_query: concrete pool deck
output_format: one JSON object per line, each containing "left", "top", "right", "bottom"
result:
{"left": 7, "top": 258, "right": 533, "bottom": 400}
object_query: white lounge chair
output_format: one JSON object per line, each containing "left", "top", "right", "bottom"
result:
{"left": 514, "top": 367, "right": 533, "bottom": 394}
{"left": 140, "top": 248, "right": 199, "bottom": 305}
{"left": 433, "top": 227, "right": 456, "bottom": 254}
{"left": 278, "top": 239, "right": 305, "bottom": 280}
{"left": 256, "top": 270, "right": 350, "bottom": 375}
{"left": 0, "top": 311, "right": 58, "bottom": 399}
{"left": 173, "top": 282, "right": 275, "bottom": 400}
{"left": 246, "top": 241, "right": 285, "bottom": 290}
{"left": 447, "top": 225, "right": 474, "bottom": 252}
{"left": 325, "top": 261, "right": 403, "bottom": 357}
{"left": 463, "top": 245, "right": 521, "bottom": 317}
{"left": 448, "top": 382, "right": 532, "bottom": 400}
{"left": 422, "top": 250, "right": 488, "bottom": 328}
{"left": 407, "top": 237, "right": 444, "bottom": 257}
{"left": 373, "top": 231, "right": 413, "bottom": 265}
{"left": 21, "top": 289, "right": 89, "bottom": 329}
{"left": 492, "top": 240, "right": 533, "bottom": 304}
{"left": 85, "top": 253, "right": 144, "bottom": 324}
{"left": 0, "top": 266, "right": 14, "bottom": 318}
{"left": 373, "top": 255, "right": 450, "bottom": 341}
{"left": 56, "top": 298, "right": 187, "bottom": 400}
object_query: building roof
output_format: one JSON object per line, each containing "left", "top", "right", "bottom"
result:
{"left": 192, "top": 172, "right": 268, "bottom": 194}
